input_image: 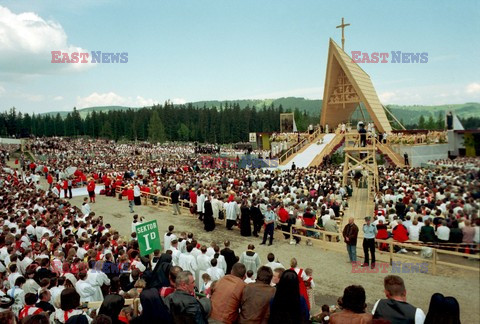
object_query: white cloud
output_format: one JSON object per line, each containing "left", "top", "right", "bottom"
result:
{"left": 171, "top": 98, "right": 186, "bottom": 105}
{"left": 466, "top": 82, "right": 480, "bottom": 94}
{"left": 76, "top": 92, "right": 158, "bottom": 108}
{"left": 0, "top": 5, "right": 92, "bottom": 75}
{"left": 378, "top": 91, "right": 396, "bottom": 102}
{"left": 0, "top": 85, "right": 5, "bottom": 96}
{"left": 53, "top": 96, "right": 63, "bottom": 101}
{"left": 378, "top": 83, "right": 480, "bottom": 105}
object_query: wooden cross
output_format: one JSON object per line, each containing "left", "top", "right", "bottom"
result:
{"left": 336, "top": 17, "right": 350, "bottom": 50}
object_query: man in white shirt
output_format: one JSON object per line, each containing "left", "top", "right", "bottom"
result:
{"left": 436, "top": 220, "right": 450, "bottom": 243}
{"left": 206, "top": 258, "right": 225, "bottom": 281}
{"left": 81, "top": 198, "right": 91, "bottom": 216}
{"left": 197, "top": 189, "right": 206, "bottom": 221}
{"left": 408, "top": 220, "right": 422, "bottom": 241}
{"left": 76, "top": 241, "right": 88, "bottom": 260}
{"left": 196, "top": 246, "right": 212, "bottom": 289}
{"left": 163, "top": 225, "right": 177, "bottom": 252}
{"left": 7, "top": 264, "right": 22, "bottom": 290}
{"left": 178, "top": 245, "right": 198, "bottom": 275}
{"left": 76, "top": 272, "right": 96, "bottom": 303}
{"left": 86, "top": 261, "right": 110, "bottom": 302}
{"left": 26, "top": 221, "right": 36, "bottom": 238}
{"left": 264, "top": 253, "right": 285, "bottom": 270}
{"left": 18, "top": 250, "right": 33, "bottom": 276}
{"left": 403, "top": 215, "right": 413, "bottom": 230}
{"left": 170, "top": 240, "right": 181, "bottom": 266}
{"left": 35, "top": 221, "right": 46, "bottom": 242}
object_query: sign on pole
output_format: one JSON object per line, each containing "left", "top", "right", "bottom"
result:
{"left": 249, "top": 132, "right": 257, "bottom": 143}
{"left": 135, "top": 220, "right": 161, "bottom": 256}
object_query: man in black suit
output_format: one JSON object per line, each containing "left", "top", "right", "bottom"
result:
{"left": 220, "top": 240, "right": 238, "bottom": 274}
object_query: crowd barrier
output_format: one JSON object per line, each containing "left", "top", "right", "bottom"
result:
{"left": 112, "top": 185, "right": 478, "bottom": 275}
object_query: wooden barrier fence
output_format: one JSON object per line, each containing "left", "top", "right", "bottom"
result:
{"left": 284, "top": 224, "right": 479, "bottom": 275}
{"left": 112, "top": 185, "right": 478, "bottom": 275}
{"left": 114, "top": 185, "right": 228, "bottom": 226}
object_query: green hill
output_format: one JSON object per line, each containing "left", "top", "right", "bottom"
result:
{"left": 40, "top": 98, "right": 479, "bottom": 126}
{"left": 42, "top": 106, "right": 134, "bottom": 119}
{"left": 387, "top": 103, "right": 480, "bottom": 125}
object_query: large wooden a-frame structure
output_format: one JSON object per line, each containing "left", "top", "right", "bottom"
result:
{"left": 320, "top": 39, "right": 392, "bottom": 133}
{"left": 318, "top": 38, "right": 395, "bottom": 202}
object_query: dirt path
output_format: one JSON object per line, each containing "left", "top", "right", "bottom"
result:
{"left": 66, "top": 191, "right": 480, "bottom": 322}
{"left": 9, "top": 155, "right": 477, "bottom": 322}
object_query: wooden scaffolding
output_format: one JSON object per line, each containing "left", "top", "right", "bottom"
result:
{"left": 342, "top": 133, "right": 379, "bottom": 202}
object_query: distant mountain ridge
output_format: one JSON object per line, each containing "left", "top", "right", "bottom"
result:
{"left": 40, "top": 97, "right": 479, "bottom": 125}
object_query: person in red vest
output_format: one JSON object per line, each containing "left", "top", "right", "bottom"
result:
{"left": 19, "top": 293, "right": 43, "bottom": 320}
{"left": 87, "top": 179, "right": 96, "bottom": 203}
{"left": 43, "top": 165, "right": 48, "bottom": 179}
{"left": 289, "top": 258, "right": 310, "bottom": 311}
{"left": 47, "top": 173, "right": 53, "bottom": 190}
{"left": 29, "top": 161, "right": 36, "bottom": 172}
{"left": 127, "top": 185, "right": 135, "bottom": 213}
{"left": 62, "top": 179, "right": 69, "bottom": 199}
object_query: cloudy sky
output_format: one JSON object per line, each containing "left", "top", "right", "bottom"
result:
{"left": 0, "top": 0, "right": 479, "bottom": 114}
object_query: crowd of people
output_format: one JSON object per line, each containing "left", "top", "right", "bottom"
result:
{"left": 0, "top": 136, "right": 477, "bottom": 323}
{"left": 386, "top": 131, "right": 448, "bottom": 145}
{"left": 369, "top": 161, "right": 480, "bottom": 249}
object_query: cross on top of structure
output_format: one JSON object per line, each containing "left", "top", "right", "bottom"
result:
{"left": 336, "top": 17, "right": 350, "bottom": 50}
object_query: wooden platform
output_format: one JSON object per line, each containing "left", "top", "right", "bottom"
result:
{"left": 342, "top": 188, "right": 373, "bottom": 228}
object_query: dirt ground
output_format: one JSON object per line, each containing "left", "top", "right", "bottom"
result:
{"left": 66, "top": 190, "right": 480, "bottom": 323}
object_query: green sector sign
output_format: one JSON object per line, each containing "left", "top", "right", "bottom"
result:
{"left": 135, "top": 219, "right": 161, "bottom": 256}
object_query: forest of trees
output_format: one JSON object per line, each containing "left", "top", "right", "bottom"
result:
{"left": 0, "top": 102, "right": 317, "bottom": 143}
{"left": 1, "top": 103, "right": 477, "bottom": 144}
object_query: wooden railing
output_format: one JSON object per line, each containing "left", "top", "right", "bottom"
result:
{"left": 278, "top": 127, "right": 322, "bottom": 164}
{"left": 308, "top": 130, "right": 345, "bottom": 167}
{"left": 375, "top": 139, "right": 404, "bottom": 167}
{"left": 282, "top": 224, "right": 479, "bottom": 275}
{"left": 113, "top": 186, "right": 478, "bottom": 275}
{"left": 114, "top": 186, "right": 227, "bottom": 226}
{"left": 88, "top": 298, "right": 140, "bottom": 315}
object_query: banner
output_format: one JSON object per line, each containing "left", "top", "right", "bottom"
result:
{"left": 135, "top": 220, "right": 161, "bottom": 256}
{"left": 249, "top": 132, "right": 257, "bottom": 142}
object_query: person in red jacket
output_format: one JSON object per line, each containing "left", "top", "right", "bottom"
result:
{"left": 392, "top": 220, "right": 409, "bottom": 254}
{"left": 303, "top": 207, "right": 319, "bottom": 239}
{"left": 87, "top": 179, "right": 96, "bottom": 203}
{"left": 62, "top": 179, "right": 68, "bottom": 199}
{"left": 127, "top": 185, "right": 135, "bottom": 213}
{"left": 392, "top": 220, "right": 409, "bottom": 242}
{"left": 277, "top": 204, "right": 291, "bottom": 239}
{"left": 43, "top": 166, "right": 48, "bottom": 179}
{"left": 47, "top": 173, "right": 53, "bottom": 190}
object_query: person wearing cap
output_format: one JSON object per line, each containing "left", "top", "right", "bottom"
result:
{"left": 362, "top": 216, "right": 377, "bottom": 268}
{"left": 260, "top": 205, "right": 275, "bottom": 246}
